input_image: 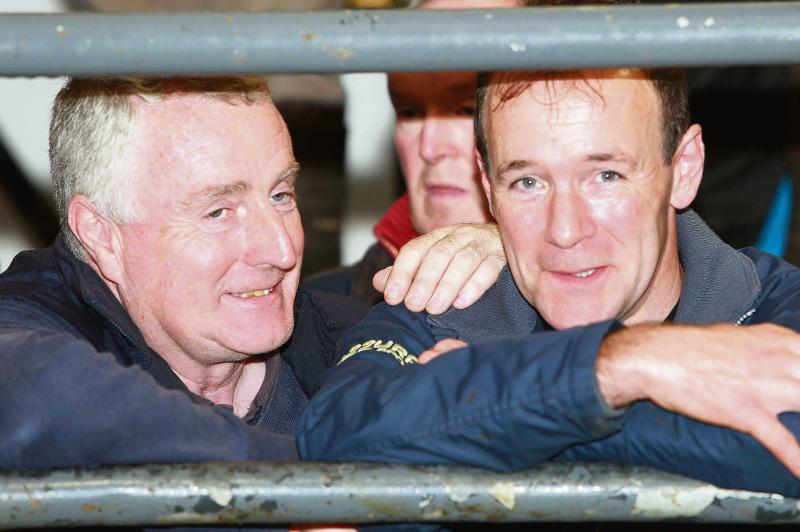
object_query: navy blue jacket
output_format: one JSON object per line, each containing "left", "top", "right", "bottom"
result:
{"left": 298, "top": 211, "right": 800, "bottom": 496}
{"left": 0, "top": 234, "right": 367, "bottom": 470}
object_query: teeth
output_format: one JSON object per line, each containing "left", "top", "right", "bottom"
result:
{"left": 231, "top": 289, "right": 272, "bottom": 298}
{"left": 572, "top": 269, "right": 597, "bottom": 278}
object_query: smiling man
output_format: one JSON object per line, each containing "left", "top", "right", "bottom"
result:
{"left": 299, "top": 67, "right": 800, "bottom": 496}
{"left": 0, "top": 76, "right": 502, "bottom": 470}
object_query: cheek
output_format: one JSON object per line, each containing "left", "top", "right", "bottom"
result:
{"left": 494, "top": 197, "right": 546, "bottom": 265}
{"left": 452, "top": 119, "right": 476, "bottom": 156}
{"left": 394, "top": 127, "right": 422, "bottom": 183}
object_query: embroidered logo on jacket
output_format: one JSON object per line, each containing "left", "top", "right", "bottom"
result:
{"left": 339, "top": 339, "right": 418, "bottom": 366}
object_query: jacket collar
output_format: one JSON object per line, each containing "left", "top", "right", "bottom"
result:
{"left": 427, "top": 210, "right": 762, "bottom": 339}
{"left": 674, "top": 210, "right": 761, "bottom": 324}
{"left": 53, "top": 233, "right": 154, "bottom": 369}
{"left": 373, "top": 194, "right": 419, "bottom": 258}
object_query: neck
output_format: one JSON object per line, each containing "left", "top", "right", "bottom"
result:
{"left": 623, "top": 210, "right": 683, "bottom": 325}
{"left": 87, "top": 259, "right": 267, "bottom": 417}
{"left": 171, "top": 357, "right": 266, "bottom": 417}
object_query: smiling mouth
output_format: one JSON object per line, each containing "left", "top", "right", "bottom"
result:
{"left": 571, "top": 268, "right": 597, "bottom": 278}
{"left": 230, "top": 288, "right": 273, "bottom": 299}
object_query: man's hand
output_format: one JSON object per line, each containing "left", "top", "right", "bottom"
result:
{"left": 418, "top": 338, "right": 468, "bottom": 364}
{"left": 373, "top": 223, "right": 505, "bottom": 314}
{"left": 596, "top": 322, "right": 800, "bottom": 477}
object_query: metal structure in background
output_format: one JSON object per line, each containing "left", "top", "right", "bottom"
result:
{"left": 2, "top": 462, "right": 798, "bottom": 528}
{"left": 0, "top": 3, "right": 798, "bottom": 76}
{"left": 1, "top": 3, "right": 798, "bottom": 528}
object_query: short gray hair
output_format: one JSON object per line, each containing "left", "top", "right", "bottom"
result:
{"left": 50, "top": 76, "right": 271, "bottom": 259}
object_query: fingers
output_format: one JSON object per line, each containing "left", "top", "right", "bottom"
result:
{"left": 451, "top": 254, "right": 507, "bottom": 310}
{"left": 377, "top": 223, "right": 505, "bottom": 311}
{"left": 423, "top": 244, "right": 484, "bottom": 314}
{"left": 419, "top": 338, "right": 468, "bottom": 364}
{"left": 372, "top": 266, "right": 392, "bottom": 295}
{"left": 749, "top": 414, "right": 800, "bottom": 479}
{"left": 402, "top": 235, "right": 465, "bottom": 312}
{"left": 380, "top": 234, "right": 439, "bottom": 306}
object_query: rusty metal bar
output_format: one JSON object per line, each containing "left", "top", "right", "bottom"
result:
{"left": 0, "top": 3, "right": 799, "bottom": 76}
{"left": 0, "top": 462, "right": 797, "bottom": 528}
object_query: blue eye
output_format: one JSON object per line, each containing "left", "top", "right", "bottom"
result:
{"left": 597, "top": 170, "right": 621, "bottom": 183}
{"left": 517, "top": 176, "right": 539, "bottom": 190}
{"left": 271, "top": 191, "right": 297, "bottom": 208}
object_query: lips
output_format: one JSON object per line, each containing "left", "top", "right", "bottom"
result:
{"left": 547, "top": 266, "right": 607, "bottom": 283}
{"left": 230, "top": 288, "right": 272, "bottom": 299}
{"left": 227, "top": 278, "right": 283, "bottom": 300}
{"left": 425, "top": 184, "right": 467, "bottom": 196}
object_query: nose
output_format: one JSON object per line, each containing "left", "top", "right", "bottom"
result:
{"left": 419, "top": 117, "right": 456, "bottom": 165}
{"left": 545, "top": 187, "right": 596, "bottom": 249}
{"left": 243, "top": 204, "right": 299, "bottom": 271}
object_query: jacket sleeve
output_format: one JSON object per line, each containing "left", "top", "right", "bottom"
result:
{"left": 555, "top": 402, "right": 800, "bottom": 497}
{"left": 0, "top": 328, "right": 297, "bottom": 469}
{"left": 297, "top": 303, "right": 625, "bottom": 470}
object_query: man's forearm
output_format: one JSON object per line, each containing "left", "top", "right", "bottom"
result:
{"left": 593, "top": 322, "right": 800, "bottom": 478}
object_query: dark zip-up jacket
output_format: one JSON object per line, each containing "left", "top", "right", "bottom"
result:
{"left": 298, "top": 211, "right": 800, "bottom": 496}
{"left": 0, "top": 234, "right": 367, "bottom": 470}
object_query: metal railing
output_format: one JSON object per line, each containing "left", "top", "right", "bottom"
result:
{"left": 1, "top": 4, "right": 797, "bottom": 528}
{"left": 0, "top": 3, "right": 798, "bottom": 76}
{"left": 1, "top": 462, "right": 797, "bottom": 528}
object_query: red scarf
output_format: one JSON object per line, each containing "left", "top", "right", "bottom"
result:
{"left": 373, "top": 194, "right": 419, "bottom": 258}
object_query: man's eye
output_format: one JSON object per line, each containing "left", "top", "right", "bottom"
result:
{"left": 271, "top": 191, "right": 296, "bottom": 207}
{"left": 597, "top": 170, "right": 622, "bottom": 183}
{"left": 514, "top": 176, "right": 541, "bottom": 191}
{"left": 206, "top": 208, "right": 228, "bottom": 219}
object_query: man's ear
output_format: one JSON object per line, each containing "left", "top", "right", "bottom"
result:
{"left": 475, "top": 147, "right": 495, "bottom": 218}
{"left": 67, "top": 195, "right": 125, "bottom": 284}
{"left": 669, "top": 124, "right": 705, "bottom": 210}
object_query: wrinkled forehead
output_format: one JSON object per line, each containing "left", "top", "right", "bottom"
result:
{"left": 126, "top": 94, "right": 290, "bottom": 197}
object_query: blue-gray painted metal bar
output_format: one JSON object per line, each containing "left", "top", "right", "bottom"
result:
{"left": 0, "top": 3, "right": 799, "bottom": 76}
{"left": 0, "top": 462, "right": 797, "bottom": 528}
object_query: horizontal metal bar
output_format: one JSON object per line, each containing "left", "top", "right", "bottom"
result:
{"left": 1, "top": 462, "right": 797, "bottom": 528}
{"left": 0, "top": 3, "right": 799, "bottom": 76}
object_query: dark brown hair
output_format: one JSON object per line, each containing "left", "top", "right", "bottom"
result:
{"left": 475, "top": 0, "right": 689, "bottom": 173}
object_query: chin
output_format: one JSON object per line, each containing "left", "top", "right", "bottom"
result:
{"left": 540, "top": 306, "right": 613, "bottom": 331}
{"left": 224, "top": 321, "right": 294, "bottom": 355}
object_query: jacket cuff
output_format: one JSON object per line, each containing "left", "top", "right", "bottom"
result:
{"left": 565, "top": 320, "right": 629, "bottom": 438}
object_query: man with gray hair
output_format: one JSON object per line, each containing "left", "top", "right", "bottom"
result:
{"left": 0, "top": 76, "right": 502, "bottom": 469}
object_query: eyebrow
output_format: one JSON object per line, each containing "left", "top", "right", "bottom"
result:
{"left": 181, "top": 181, "right": 252, "bottom": 210}
{"left": 495, "top": 153, "right": 635, "bottom": 177}
{"left": 583, "top": 153, "right": 634, "bottom": 164}
{"left": 278, "top": 162, "right": 301, "bottom": 184}
{"left": 495, "top": 159, "right": 534, "bottom": 177}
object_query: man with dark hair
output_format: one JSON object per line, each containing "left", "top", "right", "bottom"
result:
{"left": 299, "top": 66, "right": 800, "bottom": 496}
